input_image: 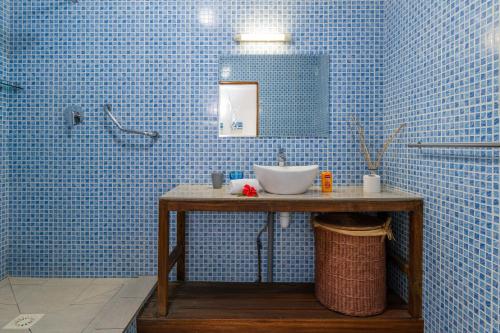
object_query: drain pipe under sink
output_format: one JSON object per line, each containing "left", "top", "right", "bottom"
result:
{"left": 267, "top": 212, "right": 274, "bottom": 283}
{"left": 256, "top": 212, "right": 282, "bottom": 283}
{"left": 255, "top": 221, "right": 267, "bottom": 283}
{"left": 256, "top": 212, "right": 275, "bottom": 283}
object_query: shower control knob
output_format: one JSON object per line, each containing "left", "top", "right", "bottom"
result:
{"left": 73, "top": 112, "right": 81, "bottom": 125}
{"left": 64, "top": 105, "right": 83, "bottom": 128}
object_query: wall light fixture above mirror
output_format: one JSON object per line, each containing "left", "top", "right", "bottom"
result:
{"left": 234, "top": 33, "right": 292, "bottom": 42}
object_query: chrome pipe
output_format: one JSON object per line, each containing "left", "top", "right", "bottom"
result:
{"left": 104, "top": 104, "right": 159, "bottom": 139}
{"left": 255, "top": 222, "right": 267, "bottom": 283}
{"left": 267, "top": 212, "right": 274, "bottom": 283}
{"left": 408, "top": 142, "right": 500, "bottom": 148}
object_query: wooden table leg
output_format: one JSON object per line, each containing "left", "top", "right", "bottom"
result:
{"left": 408, "top": 203, "right": 423, "bottom": 318}
{"left": 158, "top": 203, "right": 169, "bottom": 316}
{"left": 177, "top": 211, "right": 186, "bottom": 281}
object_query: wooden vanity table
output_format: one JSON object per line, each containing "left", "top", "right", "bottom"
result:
{"left": 138, "top": 185, "right": 424, "bottom": 333}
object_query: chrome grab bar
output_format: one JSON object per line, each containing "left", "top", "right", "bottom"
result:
{"left": 408, "top": 142, "right": 500, "bottom": 148}
{"left": 104, "top": 104, "right": 159, "bottom": 139}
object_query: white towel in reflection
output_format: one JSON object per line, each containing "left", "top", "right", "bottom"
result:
{"left": 228, "top": 179, "right": 263, "bottom": 194}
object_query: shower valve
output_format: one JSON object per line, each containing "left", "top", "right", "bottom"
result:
{"left": 64, "top": 105, "right": 83, "bottom": 128}
{"left": 73, "top": 112, "right": 82, "bottom": 125}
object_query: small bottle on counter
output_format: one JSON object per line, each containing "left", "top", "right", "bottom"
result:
{"left": 321, "top": 171, "right": 333, "bottom": 192}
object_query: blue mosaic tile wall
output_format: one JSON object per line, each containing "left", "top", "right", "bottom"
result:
{"left": 383, "top": 1, "right": 500, "bottom": 332}
{"left": 219, "top": 55, "right": 330, "bottom": 137}
{"left": 0, "top": 0, "right": 10, "bottom": 280}
{"left": 7, "top": 0, "right": 384, "bottom": 278}
{"left": 124, "top": 318, "right": 136, "bottom": 333}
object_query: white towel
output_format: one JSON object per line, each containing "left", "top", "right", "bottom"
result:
{"left": 228, "top": 179, "right": 263, "bottom": 194}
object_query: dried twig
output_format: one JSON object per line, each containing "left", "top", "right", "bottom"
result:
{"left": 351, "top": 115, "right": 375, "bottom": 170}
{"left": 373, "top": 123, "right": 406, "bottom": 170}
{"left": 351, "top": 115, "right": 406, "bottom": 172}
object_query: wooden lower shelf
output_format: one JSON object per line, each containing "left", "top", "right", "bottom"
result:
{"left": 137, "top": 282, "right": 423, "bottom": 333}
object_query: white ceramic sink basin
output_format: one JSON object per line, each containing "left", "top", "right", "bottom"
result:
{"left": 254, "top": 165, "right": 319, "bottom": 195}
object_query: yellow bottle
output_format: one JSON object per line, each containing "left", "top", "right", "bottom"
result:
{"left": 321, "top": 171, "right": 333, "bottom": 192}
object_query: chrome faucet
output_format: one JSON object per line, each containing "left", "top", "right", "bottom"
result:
{"left": 277, "top": 147, "right": 286, "bottom": 166}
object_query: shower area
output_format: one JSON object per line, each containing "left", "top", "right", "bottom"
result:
{"left": 1, "top": 1, "right": 162, "bottom": 331}
{"left": 4, "top": 0, "right": 166, "bottom": 278}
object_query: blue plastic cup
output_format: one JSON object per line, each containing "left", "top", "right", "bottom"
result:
{"left": 229, "top": 171, "right": 244, "bottom": 180}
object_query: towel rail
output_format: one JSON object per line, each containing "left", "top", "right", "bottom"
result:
{"left": 408, "top": 142, "right": 500, "bottom": 148}
{"left": 104, "top": 104, "right": 159, "bottom": 139}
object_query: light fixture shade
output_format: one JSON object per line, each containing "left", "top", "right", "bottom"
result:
{"left": 234, "top": 33, "right": 292, "bottom": 42}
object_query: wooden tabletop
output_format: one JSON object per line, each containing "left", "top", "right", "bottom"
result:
{"left": 161, "top": 185, "right": 422, "bottom": 202}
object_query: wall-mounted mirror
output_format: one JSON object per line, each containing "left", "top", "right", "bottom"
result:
{"left": 218, "top": 55, "right": 329, "bottom": 138}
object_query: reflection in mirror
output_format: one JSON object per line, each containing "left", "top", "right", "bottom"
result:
{"left": 218, "top": 82, "right": 259, "bottom": 137}
{"left": 219, "top": 55, "right": 329, "bottom": 137}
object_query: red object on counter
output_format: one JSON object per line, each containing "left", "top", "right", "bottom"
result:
{"left": 242, "top": 184, "right": 258, "bottom": 197}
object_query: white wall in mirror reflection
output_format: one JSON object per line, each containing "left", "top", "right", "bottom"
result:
{"left": 218, "top": 82, "right": 259, "bottom": 137}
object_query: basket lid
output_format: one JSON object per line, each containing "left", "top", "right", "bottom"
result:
{"left": 313, "top": 213, "right": 386, "bottom": 231}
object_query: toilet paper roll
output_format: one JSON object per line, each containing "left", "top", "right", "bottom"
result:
{"left": 363, "top": 174, "right": 381, "bottom": 193}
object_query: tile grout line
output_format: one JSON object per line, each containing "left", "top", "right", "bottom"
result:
{"left": 70, "top": 278, "right": 97, "bottom": 307}
{"left": 5, "top": 277, "right": 32, "bottom": 333}
{"left": 6, "top": 277, "right": 21, "bottom": 313}
{"left": 80, "top": 279, "right": 129, "bottom": 333}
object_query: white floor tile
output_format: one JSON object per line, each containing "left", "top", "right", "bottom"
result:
{"left": 93, "top": 298, "right": 143, "bottom": 330}
{"left": 10, "top": 285, "right": 39, "bottom": 304}
{"left": 0, "top": 329, "right": 30, "bottom": 333}
{"left": 0, "top": 304, "right": 20, "bottom": 326}
{"left": 117, "top": 276, "right": 156, "bottom": 298}
{"left": 0, "top": 284, "right": 16, "bottom": 305}
{"left": 73, "top": 283, "right": 122, "bottom": 305}
{"left": 43, "top": 278, "right": 95, "bottom": 287}
{"left": 8, "top": 278, "right": 47, "bottom": 286}
{"left": 16, "top": 284, "right": 91, "bottom": 313}
{"left": 30, "top": 304, "right": 103, "bottom": 333}
{"left": 92, "top": 278, "right": 129, "bottom": 285}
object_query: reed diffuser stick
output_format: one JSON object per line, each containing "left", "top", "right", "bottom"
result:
{"left": 351, "top": 115, "right": 406, "bottom": 172}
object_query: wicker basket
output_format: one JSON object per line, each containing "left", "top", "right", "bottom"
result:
{"left": 313, "top": 213, "right": 392, "bottom": 317}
